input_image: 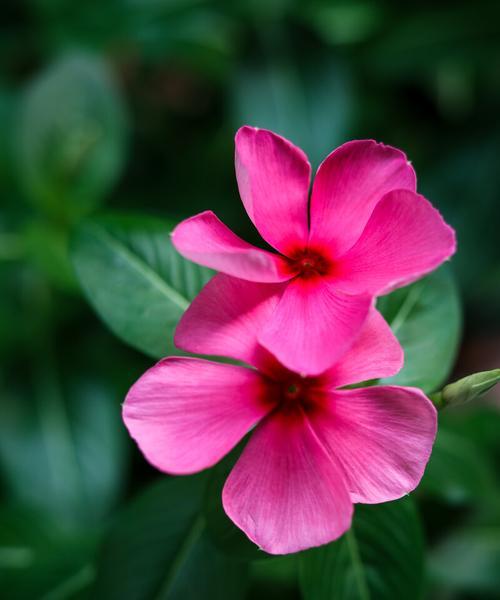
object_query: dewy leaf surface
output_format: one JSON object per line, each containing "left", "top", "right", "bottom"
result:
{"left": 70, "top": 214, "right": 213, "bottom": 358}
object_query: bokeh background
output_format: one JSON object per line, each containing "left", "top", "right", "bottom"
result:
{"left": 1, "top": 1, "right": 500, "bottom": 598}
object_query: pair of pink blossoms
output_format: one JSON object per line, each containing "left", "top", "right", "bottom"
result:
{"left": 124, "top": 127, "right": 456, "bottom": 555}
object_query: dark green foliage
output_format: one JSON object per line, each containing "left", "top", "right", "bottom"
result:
{"left": 299, "top": 498, "right": 424, "bottom": 600}
{"left": 1, "top": 1, "right": 500, "bottom": 598}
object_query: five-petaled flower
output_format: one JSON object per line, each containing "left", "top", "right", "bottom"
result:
{"left": 172, "top": 126, "right": 456, "bottom": 375}
{"left": 123, "top": 276, "right": 437, "bottom": 555}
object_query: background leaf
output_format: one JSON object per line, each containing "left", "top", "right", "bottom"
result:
{"left": 0, "top": 363, "right": 127, "bottom": 527}
{"left": 93, "top": 474, "right": 248, "bottom": 600}
{"left": 419, "top": 427, "right": 497, "bottom": 506}
{"left": 377, "top": 266, "right": 462, "bottom": 392}
{"left": 70, "top": 214, "right": 213, "bottom": 359}
{"left": 15, "top": 54, "right": 128, "bottom": 219}
{"left": 232, "top": 53, "right": 353, "bottom": 168}
{"left": 0, "top": 508, "right": 97, "bottom": 600}
{"left": 430, "top": 526, "right": 500, "bottom": 594}
{"left": 299, "top": 497, "right": 424, "bottom": 600}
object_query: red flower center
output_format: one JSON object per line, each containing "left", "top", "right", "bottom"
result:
{"left": 286, "top": 248, "right": 333, "bottom": 279}
{"left": 275, "top": 377, "right": 320, "bottom": 416}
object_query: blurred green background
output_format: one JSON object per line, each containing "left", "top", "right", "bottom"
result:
{"left": 1, "top": 1, "right": 500, "bottom": 599}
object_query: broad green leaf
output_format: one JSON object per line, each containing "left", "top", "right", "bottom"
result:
{"left": 70, "top": 214, "right": 213, "bottom": 358}
{"left": 0, "top": 364, "right": 127, "bottom": 526}
{"left": 430, "top": 526, "right": 500, "bottom": 594}
{"left": 377, "top": 266, "right": 461, "bottom": 393}
{"left": 0, "top": 507, "right": 97, "bottom": 600}
{"left": 432, "top": 369, "right": 500, "bottom": 409}
{"left": 419, "top": 428, "right": 497, "bottom": 506}
{"left": 299, "top": 497, "right": 424, "bottom": 600}
{"left": 93, "top": 474, "right": 248, "bottom": 600}
{"left": 15, "top": 54, "right": 127, "bottom": 219}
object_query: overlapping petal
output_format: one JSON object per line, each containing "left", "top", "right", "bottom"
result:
{"left": 258, "top": 277, "right": 372, "bottom": 375}
{"left": 334, "top": 190, "right": 456, "bottom": 295}
{"left": 235, "top": 126, "right": 311, "bottom": 255}
{"left": 123, "top": 358, "right": 270, "bottom": 475}
{"left": 171, "top": 210, "right": 292, "bottom": 283}
{"left": 223, "top": 410, "right": 353, "bottom": 554}
{"left": 309, "top": 140, "right": 416, "bottom": 255}
{"left": 175, "top": 274, "right": 284, "bottom": 368}
{"left": 310, "top": 386, "right": 437, "bottom": 503}
{"left": 322, "top": 308, "right": 403, "bottom": 388}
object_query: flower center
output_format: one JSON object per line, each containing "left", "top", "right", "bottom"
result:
{"left": 285, "top": 382, "right": 301, "bottom": 400}
{"left": 276, "top": 377, "right": 318, "bottom": 415}
{"left": 287, "top": 249, "right": 332, "bottom": 279}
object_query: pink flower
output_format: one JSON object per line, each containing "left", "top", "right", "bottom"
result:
{"left": 172, "top": 127, "right": 456, "bottom": 375}
{"left": 123, "top": 275, "right": 437, "bottom": 555}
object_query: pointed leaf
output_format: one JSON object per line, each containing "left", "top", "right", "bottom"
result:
{"left": 70, "top": 214, "right": 213, "bottom": 358}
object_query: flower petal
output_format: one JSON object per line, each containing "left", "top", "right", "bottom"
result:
{"left": 235, "top": 126, "right": 311, "bottom": 255}
{"left": 258, "top": 278, "right": 372, "bottom": 375}
{"left": 175, "top": 274, "right": 284, "bottom": 368}
{"left": 322, "top": 308, "right": 403, "bottom": 388}
{"left": 309, "top": 140, "right": 416, "bottom": 255}
{"left": 223, "top": 410, "right": 353, "bottom": 554}
{"left": 172, "top": 210, "right": 292, "bottom": 282}
{"left": 334, "top": 190, "right": 456, "bottom": 295}
{"left": 123, "top": 357, "right": 270, "bottom": 475}
{"left": 310, "top": 386, "right": 437, "bottom": 503}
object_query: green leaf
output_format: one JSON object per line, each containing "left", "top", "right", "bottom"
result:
{"left": 232, "top": 54, "right": 353, "bottom": 168}
{"left": 430, "top": 526, "right": 500, "bottom": 594}
{"left": 377, "top": 266, "right": 462, "bottom": 393}
{"left": 0, "top": 363, "right": 127, "bottom": 526}
{"left": 299, "top": 497, "right": 424, "bottom": 600}
{"left": 432, "top": 369, "right": 500, "bottom": 409}
{"left": 70, "top": 214, "right": 213, "bottom": 358}
{"left": 15, "top": 53, "right": 127, "bottom": 219}
{"left": 419, "top": 428, "right": 497, "bottom": 506}
{"left": 93, "top": 474, "right": 248, "bottom": 600}
{"left": 0, "top": 507, "right": 97, "bottom": 600}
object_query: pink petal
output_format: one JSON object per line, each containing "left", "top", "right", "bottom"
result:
{"left": 335, "top": 190, "right": 456, "bottom": 295}
{"left": 258, "top": 278, "right": 372, "bottom": 375}
{"left": 223, "top": 410, "right": 353, "bottom": 554}
{"left": 322, "top": 308, "right": 403, "bottom": 388}
{"left": 175, "top": 274, "right": 284, "bottom": 368}
{"left": 171, "top": 210, "right": 292, "bottom": 283}
{"left": 309, "top": 140, "right": 416, "bottom": 256}
{"left": 310, "top": 386, "right": 437, "bottom": 503}
{"left": 235, "top": 126, "right": 311, "bottom": 255}
{"left": 123, "top": 357, "right": 270, "bottom": 475}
